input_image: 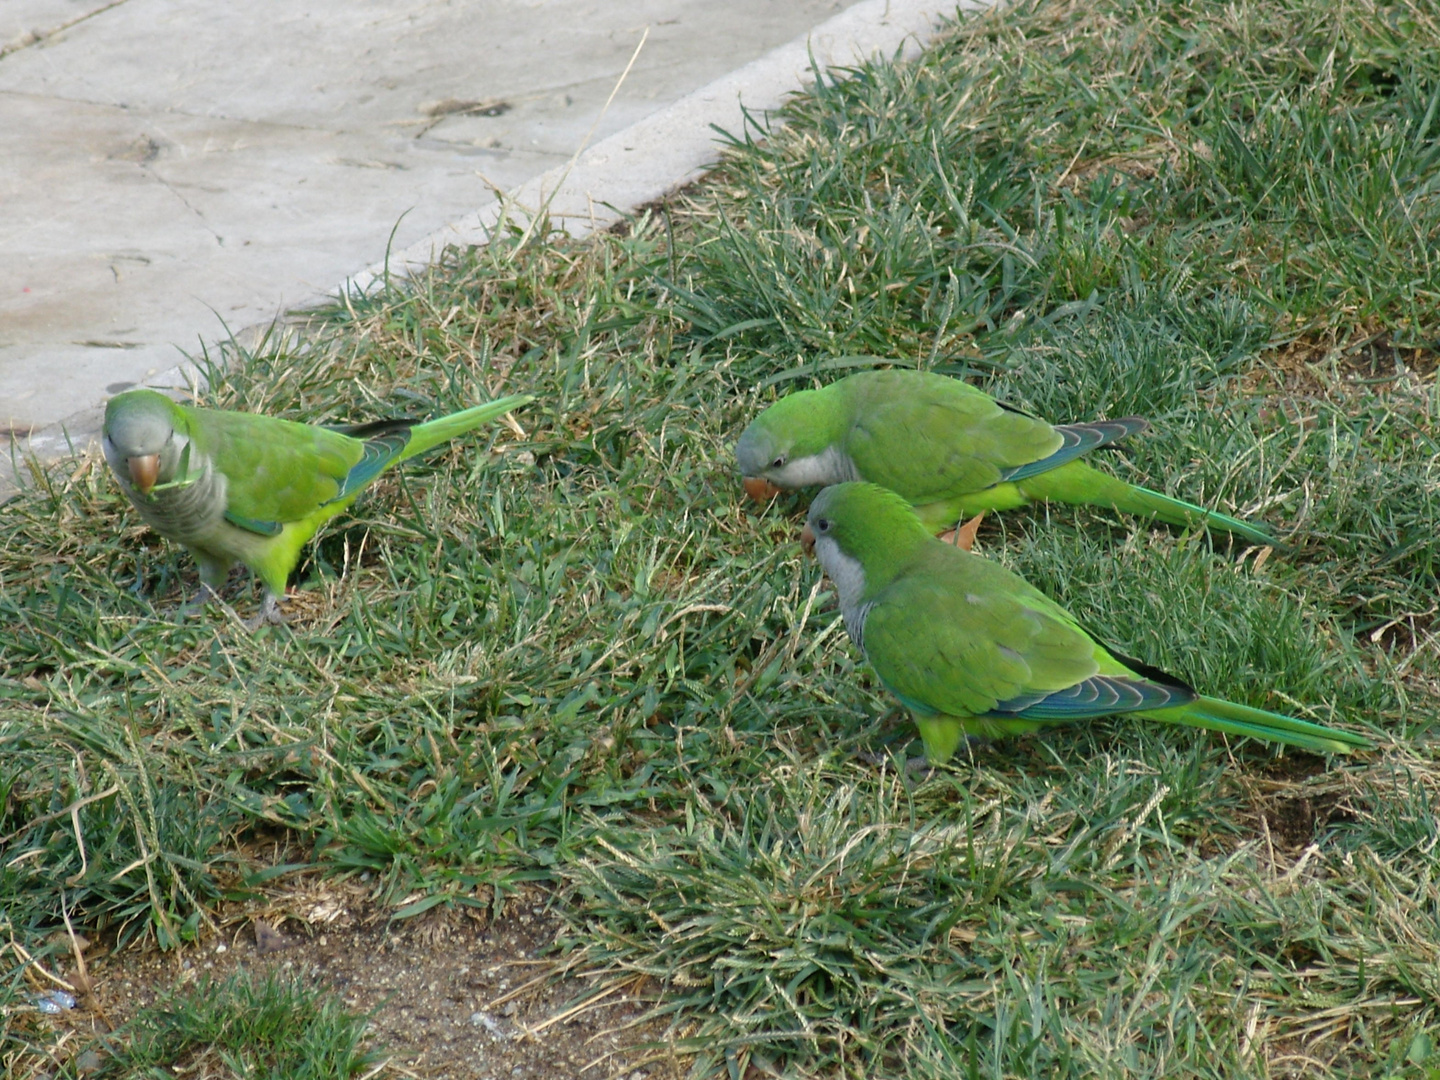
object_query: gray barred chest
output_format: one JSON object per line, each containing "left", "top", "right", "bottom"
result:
{"left": 773, "top": 444, "right": 860, "bottom": 488}
{"left": 843, "top": 600, "right": 875, "bottom": 651}
{"left": 130, "top": 459, "right": 230, "bottom": 545}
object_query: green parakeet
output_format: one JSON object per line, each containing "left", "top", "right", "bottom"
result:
{"left": 103, "top": 388, "right": 533, "bottom": 625}
{"left": 802, "top": 482, "right": 1370, "bottom": 763}
{"left": 738, "top": 369, "right": 1278, "bottom": 547}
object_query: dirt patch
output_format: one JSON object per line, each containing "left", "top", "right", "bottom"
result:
{"left": 1232, "top": 757, "right": 1360, "bottom": 857}
{"left": 1258, "top": 790, "right": 1347, "bottom": 850}
{"left": 36, "top": 882, "right": 684, "bottom": 1080}
{"left": 1249, "top": 332, "right": 1439, "bottom": 403}
{"left": 1056, "top": 145, "right": 1178, "bottom": 190}
{"left": 1339, "top": 334, "right": 1440, "bottom": 380}
{"left": 1362, "top": 609, "right": 1438, "bottom": 655}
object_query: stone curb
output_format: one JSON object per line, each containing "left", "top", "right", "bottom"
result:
{"left": 5, "top": 0, "right": 984, "bottom": 494}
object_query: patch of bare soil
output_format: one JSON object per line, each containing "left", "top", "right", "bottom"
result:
{"left": 1248, "top": 332, "right": 1439, "bottom": 403}
{"left": 39, "top": 882, "right": 684, "bottom": 1080}
{"left": 1232, "top": 756, "right": 1361, "bottom": 857}
{"left": 1340, "top": 334, "right": 1440, "bottom": 380}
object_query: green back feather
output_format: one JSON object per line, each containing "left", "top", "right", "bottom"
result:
{"left": 837, "top": 371, "right": 1065, "bottom": 502}
{"left": 190, "top": 394, "right": 533, "bottom": 532}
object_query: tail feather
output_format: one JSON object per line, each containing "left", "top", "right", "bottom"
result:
{"left": 1109, "top": 484, "right": 1282, "bottom": 549}
{"left": 1148, "top": 696, "right": 1372, "bottom": 755}
{"left": 332, "top": 395, "right": 533, "bottom": 501}
{"left": 1018, "top": 461, "right": 1284, "bottom": 548}
{"left": 399, "top": 395, "right": 534, "bottom": 462}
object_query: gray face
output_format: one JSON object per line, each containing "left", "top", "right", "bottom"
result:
{"left": 813, "top": 533, "right": 867, "bottom": 609}
{"left": 102, "top": 395, "right": 187, "bottom": 491}
{"left": 737, "top": 424, "right": 855, "bottom": 490}
{"left": 735, "top": 423, "right": 783, "bottom": 477}
{"left": 105, "top": 401, "right": 173, "bottom": 459}
{"left": 807, "top": 492, "right": 870, "bottom": 644}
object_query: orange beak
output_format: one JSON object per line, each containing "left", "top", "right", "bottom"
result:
{"left": 742, "top": 476, "right": 784, "bottom": 503}
{"left": 128, "top": 454, "right": 160, "bottom": 494}
{"left": 800, "top": 523, "right": 816, "bottom": 557}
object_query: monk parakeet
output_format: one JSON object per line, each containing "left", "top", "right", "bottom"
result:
{"left": 802, "top": 482, "right": 1370, "bottom": 763}
{"left": 103, "top": 388, "right": 533, "bottom": 625}
{"left": 738, "top": 369, "right": 1278, "bottom": 547}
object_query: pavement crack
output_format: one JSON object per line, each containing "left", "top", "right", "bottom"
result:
{"left": 144, "top": 166, "right": 225, "bottom": 246}
{"left": 0, "top": 0, "right": 133, "bottom": 62}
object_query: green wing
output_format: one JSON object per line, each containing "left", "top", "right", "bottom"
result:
{"left": 842, "top": 372, "right": 1065, "bottom": 503}
{"left": 859, "top": 548, "right": 1101, "bottom": 719}
{"left": 184, "top": 405, "right": 365, "bottom": 532}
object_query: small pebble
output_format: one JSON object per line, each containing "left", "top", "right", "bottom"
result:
{"left": 35, "top": 989, "right": 76, "bottom": 1014}
{"left": 468, "top": 1011, "right": 507, "bottom": 1038}
{"left": 215, "top": 943, "right": 227, "bottom": 954}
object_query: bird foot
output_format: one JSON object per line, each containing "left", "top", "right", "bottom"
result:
{"left": 938, "top": 513, "right": 985, "bottom": 551}
{"left": 905, "top": 755, "right": 936, "bottom": 780}
{"left": 853, "top": 750, "right": 937, "bottom": 780}
{"left": 243, "top": 594, "right": 289, "bottom": 631}
{"left": 175, "top": 584, "right": 222, "bottom": 620}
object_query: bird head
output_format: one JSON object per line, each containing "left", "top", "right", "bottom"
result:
{"left": 804, "top": 482, "right": 932, "bottom": 604}
{"left": 102, "top": 389, "right": 188, "bottom": 496}
{"left": 735, "top": 387, "right": 847, "bottom": 501}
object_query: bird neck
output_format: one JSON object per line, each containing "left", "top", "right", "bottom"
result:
{"left": 127, "top": 447, "right": 227, "bottom": 541}
{"left": 781, "top": 442, "right": 860, "bottom": 487}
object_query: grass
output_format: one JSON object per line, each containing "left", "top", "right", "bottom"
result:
{"left": 3, "top": 0, "right": 1439, "bottom": 1075}
{"left": 94, "top": 971, "right": 378, "bottom": 1079}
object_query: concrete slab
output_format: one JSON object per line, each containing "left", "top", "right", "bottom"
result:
{"left": 1, "top": 0, "right": 864, "bottom": 442}
{"left": 353, "top": 0, "right": 961, "bottom": 292}
{"left": 1, "top": 1, "right": 120, "bottom": 55}
{"left": 2, "top": 0, "right": 966, "bottom": 490}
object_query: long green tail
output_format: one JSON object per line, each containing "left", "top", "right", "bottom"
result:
{"left": 1147, "top": 696, "right": 1372, "bottom": 755}
{"left": 401, "top": 395, "right": 534, "bottom": 461}
{"left": 331, "top": 395, "right": 534, "bottom": 501}
{"left": 1016, "top": 460, "right": 1283, "bottom": 548}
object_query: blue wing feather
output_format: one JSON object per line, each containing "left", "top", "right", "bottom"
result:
{"left": 1000, "top": 417, "right": 1148, "bottom": 482}
{"left": 987, "top": 673, "right": 1194, "bottom": 720}
{"left": 223, "top": 510, "right": 284, "bottom": 536}
{"left": 330, "top": 428, "right": 413, "bottom": 503}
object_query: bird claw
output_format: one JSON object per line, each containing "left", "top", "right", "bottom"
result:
{"left": 853, "top": 749, "right": 938, "bottom": 781}
{"left": 243, "top": 594, "right": 289, "bottom": 631}
{"left": 175, "top": 584, "right": 222, "bottom": 620}
{"left": 905, "top": 756, "right": 936, "bottom": 780}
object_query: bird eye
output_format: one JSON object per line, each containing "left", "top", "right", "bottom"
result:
{"left": 771, "top": 456, "right": 785, "bottom": 469}
{"left": 817, "top": 519, "right": 830, "bottom": 532}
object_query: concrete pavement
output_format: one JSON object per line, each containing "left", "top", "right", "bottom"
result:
{"left": 2, "top": 0, "right": 957, "bottom": 492}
